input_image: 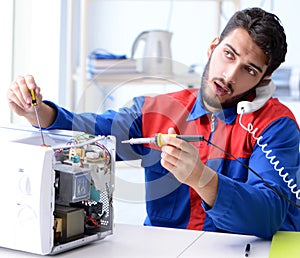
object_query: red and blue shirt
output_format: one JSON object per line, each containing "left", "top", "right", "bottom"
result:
{"left": 45, "top": 88, "right": 300, "bottom": 239}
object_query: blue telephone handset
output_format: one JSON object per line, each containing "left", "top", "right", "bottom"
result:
{"left": 237, "top": 80, "right": 276, "bottom": 114}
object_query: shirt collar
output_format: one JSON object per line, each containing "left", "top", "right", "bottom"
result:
{"left": 187, "top": 91, "right": 237, "bottom": 124}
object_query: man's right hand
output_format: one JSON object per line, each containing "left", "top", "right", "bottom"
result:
{"left": 7, "top": 75, "right": 42, "bottom": 116}
{"left": 7, "top": 75, "right": 56, "bottom": 128}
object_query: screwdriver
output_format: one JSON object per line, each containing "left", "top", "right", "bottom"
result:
{"left": 121, "top": 133, "right": 204, "bottom": 147}
{"left": 30, "top": 89, "right": 46, "bottom": 146}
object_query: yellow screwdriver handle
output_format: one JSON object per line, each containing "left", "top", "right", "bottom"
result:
{"left": 155, "top": 133, "right": 177, "bottom": 147}
{"left": 29, "top": 89, "right": 38, "bottom": 106}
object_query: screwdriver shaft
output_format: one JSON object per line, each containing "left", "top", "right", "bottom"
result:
{"left": 30, "top": 89, "right": 46, "bottom": 146}
{"left": 33, "top": 106, "right": 46, "bottom": 145}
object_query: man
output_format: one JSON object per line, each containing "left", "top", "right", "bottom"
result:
{"left": 7, "top": 7, "right": 300, "bottom": 239}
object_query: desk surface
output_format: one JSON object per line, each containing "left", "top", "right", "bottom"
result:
{"left": 0, "top": 223, "right": 271, "bottom": 257}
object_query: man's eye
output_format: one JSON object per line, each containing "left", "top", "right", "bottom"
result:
{"left": 246, "top": 67, "right": 257, "bottom": 76}
{"left": 224, "top": 50, "right": 233, "bottom": 59}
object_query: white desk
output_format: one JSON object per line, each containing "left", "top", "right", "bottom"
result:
{"left": 0, "top": 224, "right": 271, "bottom": 257}
{"left": 181, "top": 231, "right": 271, "bottom": 258}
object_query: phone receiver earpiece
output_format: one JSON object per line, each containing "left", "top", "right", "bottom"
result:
{"left": 237, "top": 80, "right": 276, "bottom": 114}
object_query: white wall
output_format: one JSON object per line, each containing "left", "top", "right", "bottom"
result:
{"left": 13, "top": 0, "right": 61, "bottom": 99}
{"left": 86, "top": 0, "right": 300, "bottom": 70}
{"left": 0, "top": 1, "right": 13, "bottom": 125}
{"left": 86, "top": 0, "right": 220, "bottom": 69}
{"left": 7, "top": 0, "right": 61, "bottom": 125}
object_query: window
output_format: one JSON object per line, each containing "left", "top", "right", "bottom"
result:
{"left": 0, "top": 1, "right": 13, "bottom": 124}
{"left": 1, "top": 0, "right": 61, "bottom": 125}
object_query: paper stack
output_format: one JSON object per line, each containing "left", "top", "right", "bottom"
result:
{"left": 87, "top": 58, "right": 137, "bottom": 75}
{"left": 268, "top": 231, "right": 300, "bottom": 258}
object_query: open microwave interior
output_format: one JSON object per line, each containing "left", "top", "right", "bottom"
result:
{"left": 0, "top": 126, "right": 115, "bottom": 255}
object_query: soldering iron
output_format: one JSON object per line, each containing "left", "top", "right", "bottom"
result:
{"left": 121, "top": 133, "right": 204, "bottom": 147}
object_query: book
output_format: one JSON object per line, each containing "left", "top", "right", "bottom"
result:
{"left": 88, "top": 58, "right": 136, "bottom": 68}
{"left": 87, "top": 58, "right": 137, "bottom": 74}
{"left": 268, "top": 231, "right": 300, "bottom": 258}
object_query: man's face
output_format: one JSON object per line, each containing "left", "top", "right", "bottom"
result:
{"left": 201, "top": 28, "right": 269, "bottom": 112}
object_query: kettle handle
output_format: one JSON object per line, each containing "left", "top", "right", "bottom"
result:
{"left": 131, "top": 31, "right": 149, "bottom": 58}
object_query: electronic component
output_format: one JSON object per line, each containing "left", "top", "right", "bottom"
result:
{"left": 54, "top": 164, "right": 91, "bottom": 206}
{"left": 54, "top": 205, "right": 85, "bottom": 243}
{"left": 52, "top": 133, "right": 115, "bottom": 244}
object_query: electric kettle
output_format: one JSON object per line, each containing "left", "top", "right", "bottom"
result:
{"left": 131, "top": 30, "right": 173, "bottom": 75}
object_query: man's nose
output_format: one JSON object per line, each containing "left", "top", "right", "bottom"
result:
{"left": 222, "top": 64, "right": 239, "bottom": 84}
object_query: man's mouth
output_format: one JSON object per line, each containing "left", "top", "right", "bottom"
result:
{"left": 212, "top": 81, "right": 232, "bottom": 96}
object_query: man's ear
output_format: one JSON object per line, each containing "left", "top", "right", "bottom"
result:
{"left": 263, "top": 74, "right": 272, "bottom": 80}
{"left": 207, "top": 37, "right": 220, "bottom": 58}
{"left": 256, "top": 75, "right": 272, "bottom": 87}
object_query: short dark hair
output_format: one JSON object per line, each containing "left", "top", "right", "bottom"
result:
{"left": 219, "top": 7, "right": 287, "bottom": 76}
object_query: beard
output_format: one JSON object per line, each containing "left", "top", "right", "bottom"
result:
{"left": 200, "top": 59, "right": 257, "bottom": 110}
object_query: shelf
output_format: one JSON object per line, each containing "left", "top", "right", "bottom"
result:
{"left": 87, "top": 72, "right": 202, "bottom": 87}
